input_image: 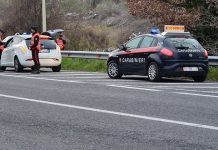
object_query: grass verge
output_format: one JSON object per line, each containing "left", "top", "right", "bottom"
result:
{"left": 62, "top": 58, "right": 218, "bottom": 81}
{"left": 207, "top": 67, "right": 218, "bottom": 81}
{"left": 62, "top": 58, "right": 107, "bottom": 72}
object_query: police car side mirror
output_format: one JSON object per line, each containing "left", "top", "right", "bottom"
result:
{"left": 118, "top": 44, "right": 127, "bottom": 51}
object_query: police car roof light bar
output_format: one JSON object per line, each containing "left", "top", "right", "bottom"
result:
{"left": 161, "top": 32, "right": 191, "bottom": 37}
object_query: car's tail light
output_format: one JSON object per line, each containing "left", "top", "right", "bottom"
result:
{"left": 160, "top": 48, "right": 173, "bottom": 57}
{"left": 204, "top": 50, "right": 208, "bottom": 58}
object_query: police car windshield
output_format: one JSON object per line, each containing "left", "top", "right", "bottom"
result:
{"left": 25, "top": 39, "right": 57, "bottom": 49}
{"left": 164, "top": 38, "right": 203, "bottom": 50}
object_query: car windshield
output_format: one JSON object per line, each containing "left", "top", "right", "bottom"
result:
{"left": 164, "top": 38, "right": 203, "bottom": 50}
{"left": 25, "top": 39, "right": 57, "bottom": 49}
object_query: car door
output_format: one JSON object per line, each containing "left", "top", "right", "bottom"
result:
{"left": 8, "top": 37, "right": 22, "bottom": 65}
{"left": 2, "top": 38, "right": 14, "bottom": 66}
{"left": 137, "top": 36, "right": 157, "bottom": 73}
{"left": 118, "top": 36, "right": 143, "bottom": 74}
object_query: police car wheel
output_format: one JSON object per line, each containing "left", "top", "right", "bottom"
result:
{"left": 192, "top": 76, "right": 207, "bottom": 82}
{"left": 107, "top": 61, "right": 122, "bottom": 79}
{"left": 14, "top": 57, "right": 23, "bottom": 72}
{"left": 148, "top": 62, "right": 161, "bottom": 82}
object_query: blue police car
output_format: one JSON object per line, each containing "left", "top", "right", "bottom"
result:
{"left": 107, "top": 25, "right": 208, "bottom": 82}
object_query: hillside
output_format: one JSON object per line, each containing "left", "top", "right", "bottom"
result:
{"left": 0, "top": 0, "right": 217, "bottom": 54}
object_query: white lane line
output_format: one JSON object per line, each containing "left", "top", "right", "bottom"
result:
{"left": 174, "top": 92, "right": 218, "bottom": 98}
{"left": 81, "top": 80, "right": 143, "bottom": 82}
{"left": 163, "top": 88, "right": 218, "bottom": 94}
{"left": 154, "top": 86, "right": 218, "bottom": 89}
{"left": 143, "top": 83, "right": 218, "bottom": 85}
{"left": 52, "top": 77, "right": 107, "bottom": 79}
{"left": 109, "top": 85, "right": 218, "bottom": 94}
{"left": 27, "top": 74, "right": 106, "bottom": 77}
{"left": 107, "top": 85, "right": 161, "bottom": 92}
{"left": 0, "top": 74, "right": 86, "bottom": 84}
{"left": 0, "top": 93, "right": 218, "bottom": 131}
{"left": 59, "top": 71, "right": 104, "bottom": 74}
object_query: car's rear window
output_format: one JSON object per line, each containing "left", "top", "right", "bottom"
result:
{"left": 25, "top": 39, "right": 57, "bottom": 49}
{"left": 164, "top": 38, "right": 203, "bottom": 50}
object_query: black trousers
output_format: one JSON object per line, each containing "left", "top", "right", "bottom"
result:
{"left": 32, "top": 50, "right": 40, "bottom": 70}
{"left": 0, "top": 51, "right": 2, "bottom": 60}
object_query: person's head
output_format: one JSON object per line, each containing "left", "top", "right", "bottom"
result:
{"left": 31, "top": 26, "right": 38, "bottom": 33}
{"left": 59, "top": 34, "right": 63, "bottom": 38}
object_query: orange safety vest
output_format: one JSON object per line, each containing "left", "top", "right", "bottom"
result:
{"left": 0, "top": 45, "right": 4, "bottom": 52}
{"left": 56, "top": 38, "right": 64, "bottom": 50}
{"left": 31, "top": 33, "right": 41, "bottom": 51}
{"left": 0, "top": 41, "right": 4, "bottom": 52}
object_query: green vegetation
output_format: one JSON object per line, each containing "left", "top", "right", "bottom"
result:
{"left": 61, "top": 58, "right": 107, "bottom": 72}
{"left": 207, "top": 67, "right": 218, "bottom": 81}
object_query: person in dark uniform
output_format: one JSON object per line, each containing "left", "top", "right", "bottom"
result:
{"left": 0, "top": 30, "right": 5, "bottom": 72}
{"left": 30, "top": 26, "right": 41, "bottom": 74}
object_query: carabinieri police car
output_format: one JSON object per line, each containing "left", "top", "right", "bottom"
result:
{"left": 107, "top": 25, "right": 208, "bottom": 82}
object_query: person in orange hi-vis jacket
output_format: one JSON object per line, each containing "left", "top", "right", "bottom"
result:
{"left": 30, "top": 26, "right": 41, "bottom": 74}
{"left": 55, "top": 34, "right": 66, "bottom": 50}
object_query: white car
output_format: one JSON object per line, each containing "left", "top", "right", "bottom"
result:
{"left": 1, "top": 34, "right": 62, "bottom": 72}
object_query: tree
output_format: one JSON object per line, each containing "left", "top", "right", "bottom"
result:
{"left": 127, "top": 0, "right": 218, "bottom": 54}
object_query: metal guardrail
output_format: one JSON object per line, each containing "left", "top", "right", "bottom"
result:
{"left": 61, "top": 50, "right": 109, "bottom": 60}
{"left": 208, "top": 56, "right": 218, "bottom": 67}
{"left": 61, "top": 51, "right": 218, "bottom": 66}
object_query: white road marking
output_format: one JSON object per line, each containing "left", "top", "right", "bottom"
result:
{"left": 107, "top": 85, "right": 161, "bottom": 92}
{"left": 154, "top": 86, "right": 218, "bottom": 89}
{"left": 142, "top": 83, "right": 218, "bottom": 85}
{"left": 81, "top": 80, "right": 142, "bottom": 82}
{"left": 0, "top": 93, "right": 218, "bottom": 131}
{"left": 0, "top": 74, "right": 86, "bottom": 84}
{"left": 174, "top": 92, "right": 218, "bottom": 98}
{"left": 52, "top": 77, "right": 107, "bottom": 79}
{"left": 59, "top": 71, "right": 104, "bottom": 74}
{"left": 162, "top": 88, "right": 218, "bottom": 94}
{"left": 28, "top": 74, "right": 106, "bottom": 77}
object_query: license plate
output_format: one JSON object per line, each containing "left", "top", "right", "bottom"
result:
{"left": 40, "top": 49, "right": 50, "bottom": 53}
{"left": 183, "top": 67, "right": 198, "bottom": 71}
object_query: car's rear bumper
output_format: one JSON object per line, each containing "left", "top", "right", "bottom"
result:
{"left": 21, "top": 58, "right": 62, "bottom": 67}
{"left": 160, "top": 61, "right": 208, "bottom": 77}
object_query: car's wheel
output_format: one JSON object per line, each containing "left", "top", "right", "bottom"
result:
{"left": 14, "top": 57, "right": 23, "bottom": 72}
{"left": 193, "top": 76, "right": 207, "bottom": 82}
{"left": 1, "top": 66, "right": 6, "bottom": 71}
{"left": 31, "top": 66, "right": 35, "bottom": 71}
{"left": 52, "top": 65, "right": 61, "bottom": 72}
{"left": 107, "top": 60, "right": 122, "bottom": 79}
{"left": 147, "top": 62, "right": 161, "bottom": 82}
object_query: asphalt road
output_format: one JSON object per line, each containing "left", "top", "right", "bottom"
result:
{"left": 0, "top": 69, "right": 218, "bottom": 150}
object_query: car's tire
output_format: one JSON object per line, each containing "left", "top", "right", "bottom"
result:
{"left": 31, "top": 66, "right": 35, "bottom": 71}
{"left": 193, "top": 76, "right": 207, "bottom": 82}
{"left": 14, "top": 57, "right": 23, "bottom": 72}
{"left": 107, "top": 60, "right": 122, "bottom": 79}
{"left": 1, "top": 66, "right": 6, "bottom": 71}
{"left": 52, "top": 65, "right": 61, "bottom": 72}
{"left": 147, "top": 62, "right": 161, "bottom": 82}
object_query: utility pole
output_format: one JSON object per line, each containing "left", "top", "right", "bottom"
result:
{"left": 42, "top": 0, "right": 47, "bottom": 32}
